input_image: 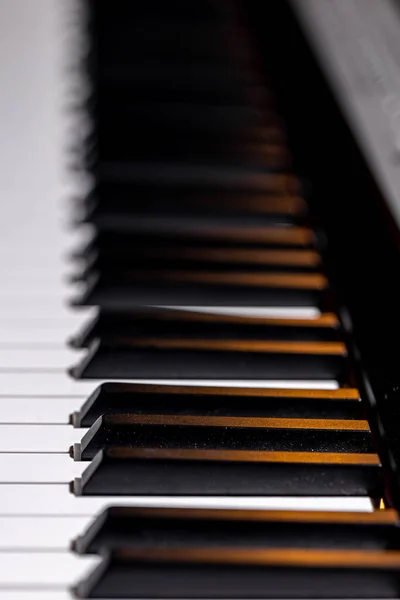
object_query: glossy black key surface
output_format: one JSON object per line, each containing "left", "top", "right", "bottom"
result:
{"left": 74, "top": 274, "right": 326, "bottom": 309}
{"left": 95, "top": 164, "right": 297, "bottom": 195}
{"left": 75, "top": 234, "right": 318, "bottom": 272}
{"left": 71, "top": 309, "right": 339, "bottom": 349}
{"left": 75, "top": 547, "right": 400, "bottom": 598}
{"left": 91, "top": 140, "right": 288, "bottom": 170}
{"left": 94, "top": 21, "right": 257, "bottom": 64}
{"left": 87, "top": 129, "right": 289, "bottom": 163}
{"left": 73, "top": 507, "right": 400, "bottom": 555}
{"left": 74, "top": 413, "right": 372, "bottom": 460}
{"left": 71, "top": 336, "right": 346, "bottom": 380}
{"left": 73, "top": 447, "right": 382, "bottom": 497}
{"left": 74, "top": 230, "right": 314, "bottom": 267}
{"left": 75, "top": 251, "right": 320, "bottom": 285}
{"left": 93, "top": 78, "right": 267, "bottom": 105}
{"left": 96, "top": 104, "right": 274, "bottom": 144}
{"left": 72, "top": 383, "right": 362, "bottom": 428}
{"left": 74, "top": 242, "right": 322, "bottom": 287}
{"left": 80, "top": 190, "right": 304, "bottom": 227}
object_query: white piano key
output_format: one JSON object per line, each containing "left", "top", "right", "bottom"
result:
{"left": 0, "top": 283, "right": 85, "bottom": 299}
{"left": 0, "top": 312, "right": 97, "bottom": 346}
{"left": 0, "top": 552, "right": 101, "bottom": 587}
{"left": 0, "top": 301, "right": 78, "bottom": 320}
{"left": 0, "top": 397, "right": 80, "bottom": 424}
{"left": 0, "top": 328, "right": 76, "bottom": 346}
{"left": 0, "top": 594, "right": 73, "bottom": 600}
{"left": 0, "top": 454, "right": 86, "bottom": 482}
{"left": 0, "top": 484, "right": 375, "bottom": 516}
{"left": 0, "top": 372, "right": 339, "bottom": 396}
{"left": 0, "top": 264, "right": 63, "bottom": 275}
{"left": 0, "top": 516, "right": 91, "bottom": 550}
{"left": 0, "top": 275, "right": 64, "bottom": 289}
{"left": 0, "top": 277, "right": 69, "bottom": 296}
{"left": 0, "top": 373, "right": 100, "bottom": 396}
{"left": 0, "top": 425, "right": 85, "bottom": 452}
{"left": 0, "top": 348, "right": 84, "bottom": 370}
{"left": 0, "top": 281, "right": 84, "bottom": 299}
{"left": 0, "top": 252, "right": 66, "bottom": 267}
{"left": 0, "top": 594, "right": 72, "bottom": 600}
{"left": 0, "top": 229, "right": 92, "bottom": 256}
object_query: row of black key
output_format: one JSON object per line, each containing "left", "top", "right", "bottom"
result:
{"left": 71, "top": 0, "right": 392, "bottom": 596}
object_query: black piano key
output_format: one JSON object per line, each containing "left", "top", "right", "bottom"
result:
{"left": 74, "top": 547, "right": 400, "bottom": 599}
{"left": 71, "top": 337, "right": 347, "bottom": 380}
{"left": 78, "top": 227, "right": 315, "bottom": 249}
{"left": 71, "top": 383, "right": 363, "bottom": 428}
{"left": 90, "top": 78, "right": 268, "bottom": 107}
{"left": 97, "top": 53, "right": 264, "bottom": 78}
{"left": 80, "top": 207, "right": 302, "bottom": 237}
{"left": 73, "top": 507, "right": 400, "bottom": 555}
{"left": 74, "top": 248, "right": 320, "bottom": 283}
{"left": 75, "top": 288, "right": 325, "bottom": 309}
{"left": 88, "top": 138, "right": 289, "bottom": 169}
{"left": 74, "top": 232, "right": 321, "bottom": 278}
{"left": 73, "top": 269, "right": 327, "bottom": 309}
{"left": 81, "top": 188, "right": 305, "bottom": 222}
{"left": 73, "top": 413, "right": 373, "bottom": 461}
{"left": 84, "top": 270, "right": 327, "bottom": 290}
{"left": 94, "top": 73, "right": 269, "bottom": 116}
{"left": 97, "top": 103, "right": 270, "bottom": 133}
{"left": 93, "top": 21, "right": 257, "bottom": 63}
{"left": 89, "top": 0, "right": 241, "bottom": 22}
{"left": 94, "top": 122, "right": 286, "bottom": 166}
{"left": 70, "top": 309, "right": 339, "bottom": 349}
{"left": 83, "top": 262, "right": 320, "bottom": 280}
{"left": 72, "top": 447, "right": 382, "bottom": 496}
{"left": 95, "top": 163, "right": 298, "bottom": 192}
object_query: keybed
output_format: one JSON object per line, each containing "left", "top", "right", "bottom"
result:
{"left": 1, "top": 0, "right": 399, "bottom": 598}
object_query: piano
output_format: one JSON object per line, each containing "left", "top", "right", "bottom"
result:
{"left": 2, "top": 0, "right": 400, "bottom": 597}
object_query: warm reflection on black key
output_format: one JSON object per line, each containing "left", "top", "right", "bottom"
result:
{"left": 74, "top": 546, "right": 400, "bottom": 599}
{"left": 79, "top": 191, "right": 306, "bottom": 236}
{"left": 75, "top": 266, "right": 328, "bottom": 309}
{"left": 72, "top": 337, "right": 347, "bottom": 380}
{"left": 74, "top": 413, "right": 372, "bottom": 460}
{"left": 73, "top": 507, "right": 400, "bottom": 555}
{"left": 72, "top": 383, "right": 363, "bottom": 428}
{"left": 75, "top": 277, "right": 329, "bottom": 310}
{"left": 83, "top": 185, "right": 302, "bottom": 220}
{"left": 73, "top": 447, "right": 382, "bottom": 496}
{"left": 77, "top": 226, "right": 315, "bottom": 248}
{"left": 71, "top": 309, "right": 340, "bottom": 349}
{"left": 75, "top": 245, "right": 320, "bottom": 282}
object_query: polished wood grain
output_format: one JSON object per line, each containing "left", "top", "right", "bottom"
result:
{"left": 132, "top": 270, "right": 328, "bottom": 289}
{"left": 115, "top": 547, "right": 400, "bottom": 569}
{"left": 107, "top": 414, "right": 369, "bottom": 431}
{"left": 111, "top": 506, "right": 399, "bottom": 524}
{"left": 108, "top": 447, "right": 380, "bottom": 465}
{"left": 113, "top": 338, "right": 346, "bottom": 355}
{"left": 103, "top": 383, "right": 360, "bottom": 400}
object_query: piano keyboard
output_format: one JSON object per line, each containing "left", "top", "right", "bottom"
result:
{"left": 2, "top": 0, "right": 400, "bottom": 598}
